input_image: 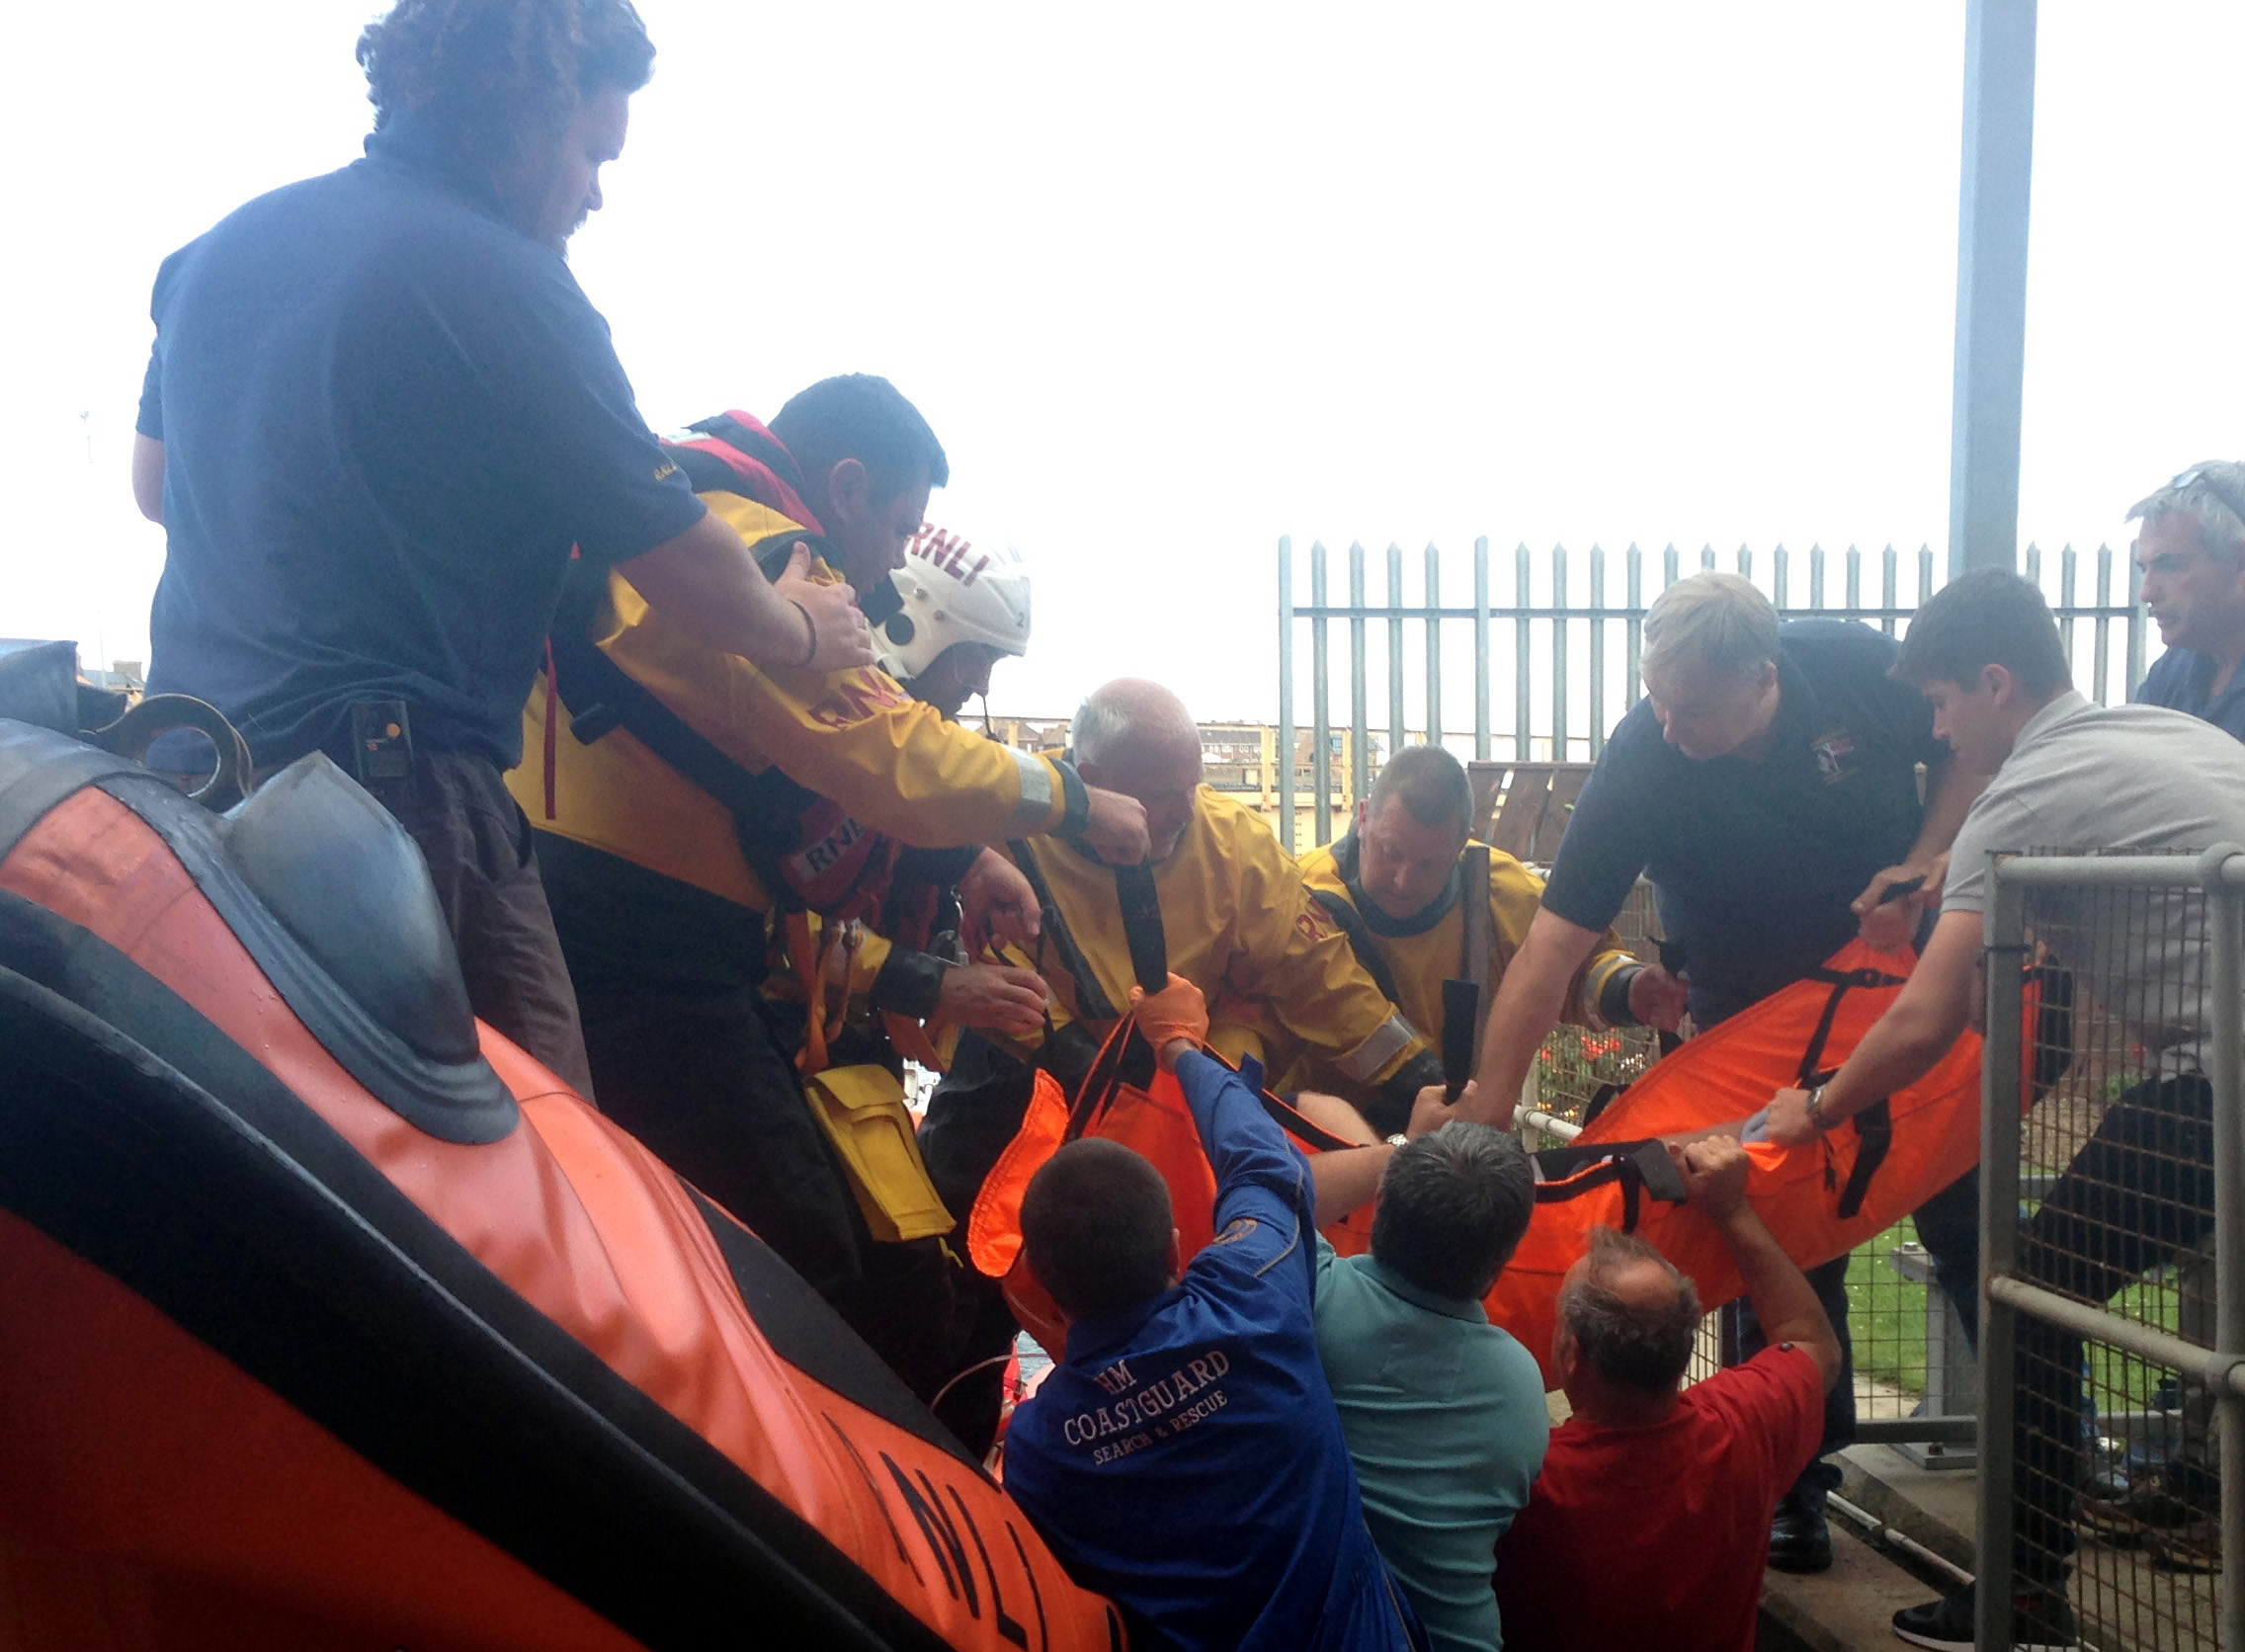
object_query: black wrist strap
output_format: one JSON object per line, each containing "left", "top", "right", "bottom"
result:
{"left": 1056, "top": 759, "right": 1090, "bottom": 838}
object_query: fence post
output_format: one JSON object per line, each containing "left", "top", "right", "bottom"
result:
{"left": 1882, "top": 544, "right": 1899, "bottom": 634}
{"left": 1627, "top": 546, "right": 1648, "bottom": 708}
{"left": 2093, "top": 543, "right": 2113, "bottom": 705}
{"left": 1975, "top": 853, "right": 2028, "bottom": 1652}
{"left": 1425, "top": 543, "right": 1443, "bottom": 749}
{"left": 2203, "top": 849, "right": 2245, "bottom": 1641}
{"left": 1473, "top": 537, "right": 1491, "bottom": 760}
{"left": 1589, "top": 544, "right": 1607, "bottom": 758}
{"left": 1774, "top": 542, "right": 1790, "bottom": 612}
{"left": 2058, "top": 543, "right": 2077, "bottom": 676}
{"left": 1311, "top": 541, "right": 1331, "bottom": 847}
{"left": 1349, "top": 542, "right": 1369, "bottom": 812}
{"left": 1515, "top": 545, "right": 1533, "bottom": 762}
{"left": 2125, "top": 544, "right": 2147, "bottom": 697}
{"left": 1550, "top": 546, "right": 1571, "bottom": 762}
{"left": 1278, "top": 537, "right": 1294, "bottom": 855}
{"left": 1387, "top": 542, "right": 1406, "bottom": 757}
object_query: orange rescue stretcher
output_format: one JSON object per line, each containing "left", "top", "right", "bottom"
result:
{"left": 0, "top": 714, "right": 1121, "bottom": 1652}
{"left": 971, "top": 940, "right": 2063, "bottom": 1387}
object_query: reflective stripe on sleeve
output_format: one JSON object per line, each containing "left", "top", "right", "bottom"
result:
{"left": 1009, "top": 747, "right": 1059, "bottom": 831}
{"left": 1332, "top": 1011, "right": 1418, "bottom": 1083}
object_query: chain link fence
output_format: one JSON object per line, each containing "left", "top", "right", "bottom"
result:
{"left": 1979, "top": 848, "right": 2245, "bottom": 1652}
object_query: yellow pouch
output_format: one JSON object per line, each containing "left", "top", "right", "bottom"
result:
{"left": 801, "top": 1064, "right": 955, "bottom": 1243}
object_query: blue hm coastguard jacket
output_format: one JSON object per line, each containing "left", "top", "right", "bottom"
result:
{"left": 1004, "top": 1049, "right": 1427, "bottom": 1652}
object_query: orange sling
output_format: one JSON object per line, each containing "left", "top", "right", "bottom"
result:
{"left": 970, "top": 940, "right": 2033, "bottom": 1386}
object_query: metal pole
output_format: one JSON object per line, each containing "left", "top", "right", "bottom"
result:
{"left": 1515, "top": 545, "right": 1532, "bottom": 763}
{"left": 2093, "top": 543, "right": 2112, "bottom": 705}
{"left": 1627, "top": 546, "right": 1646, "bottom": 707}
{"left": 1278, "top": 537, "right": 1295, "bottom": 855}
{"left": 1947, "top": 0, "right": 2038, "bottom": 578}
{"left": 1425, "top": 543, "right": 1443, "bottom": 749}
{"left": 1552, "top": 546, "right": 1569, "bottom": 763}
{"left": 2126, "top": 544, "right": 2147, "bottom": 697}
{"left": 1976, "top": 853, "right": 2028, "bottom": 1652}
{"left": 1386, "top": 542, "right": 1406, "bottom": 757}
{"left": 2201, "top": 849, "right": 2245, "bottom": 1645}
{"left": 1312, "top": 542, "right": 1331, "bottom": 847}
{"left": 1350, "top": 541, "right": 1369, "bottom": 814}
{"left": 1588, "top": 544, "right": 1607, "bottom": 758}
{"left": 1473, "top": 538, "right": 1491, "bottom": 761}
{"left": 2059, "top": 544, "right": 2078, "bottom": 676}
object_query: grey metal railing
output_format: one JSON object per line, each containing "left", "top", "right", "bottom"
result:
{"left": 1275, "top": 537, "right": 2148, "bottom": 855}
{"left": 1978, "top": 847, "right": 2245, "bottom": 1652}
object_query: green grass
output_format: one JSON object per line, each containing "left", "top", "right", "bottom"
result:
{"left": 1846, "top": 1217, "right": 1930, "bottom": 1396}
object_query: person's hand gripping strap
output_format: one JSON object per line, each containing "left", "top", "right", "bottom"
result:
{"left": 1129, "top": 973, "right": 1209, "bottom": 1071}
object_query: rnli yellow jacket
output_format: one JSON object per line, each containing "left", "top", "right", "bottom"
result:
{"left": 1003, "top": 786, "right": 1438, "bottom": 1109}
{"left": 509, "top": 493, "right": 1074, "bottom": 911}
{"left": 1295, "top": 835, "right": 1642, "bottom": 1084}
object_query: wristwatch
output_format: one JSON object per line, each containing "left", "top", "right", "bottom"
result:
{"left": 1804, "top": 1084, "right": 1837, "bottom": 1133}
{"left": 1384, "top": 1133, "right": 1408, "bottom": 1147}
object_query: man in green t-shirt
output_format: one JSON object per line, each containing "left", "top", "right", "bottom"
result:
{"left": 1310, "top": 1124, "right": 1547, "bottom": 1651}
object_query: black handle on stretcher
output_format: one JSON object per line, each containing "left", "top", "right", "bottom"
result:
{"left": 1874, "top": 873, "right": 1927, "bottom": 906}
{"left": 1441, "top": 978, "right": 1480, "bottom": 1102}
{"left": 1113, "top": 863, "right": 1170, "bottom": 997}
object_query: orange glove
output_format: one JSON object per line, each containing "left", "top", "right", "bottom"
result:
{"left": 1129, "top": 973, "right": 1209, "bottom": 1053}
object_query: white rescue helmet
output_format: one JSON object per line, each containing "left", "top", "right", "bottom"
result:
{"left": 875, "top": 525, "right": 1033, "bottom": 686}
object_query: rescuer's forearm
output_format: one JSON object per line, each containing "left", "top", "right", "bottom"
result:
{"left": 1463, "top": 907, "right": 1602, "bottom": 1127}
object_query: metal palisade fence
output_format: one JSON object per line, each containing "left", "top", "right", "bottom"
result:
{"left": 1275, "top": 537, "right": 2148, "bottom": 856}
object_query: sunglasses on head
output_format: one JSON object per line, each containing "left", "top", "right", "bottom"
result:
{"left": 2168, "top": 466, "right": 2245, "bottom": 530}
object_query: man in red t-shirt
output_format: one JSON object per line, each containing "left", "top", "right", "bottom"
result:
{"left": 1493, "top": 1138, "right": 1841, "bottom": 1652}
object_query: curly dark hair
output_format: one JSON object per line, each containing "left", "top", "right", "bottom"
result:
{"left": 357, "top": 0, "right": 656, "bottom": 170}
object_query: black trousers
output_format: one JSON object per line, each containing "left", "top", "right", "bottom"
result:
{"left": 537, "top": 832, "right": 957, "bottom": 1402}
{"left": 325, "top": 746, "right": 595, "bottom": 1098}
{"left": 2014, "top": 1073, "right": 2216, "bottom": 1579}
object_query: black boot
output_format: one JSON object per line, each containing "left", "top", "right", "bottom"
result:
{"left": 1767, "top": 1486, "right": 1834, "bottom": 1574}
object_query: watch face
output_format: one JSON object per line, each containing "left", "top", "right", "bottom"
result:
{"left": 1385, "top": 1133, "right": 1409, "bottom": 1147}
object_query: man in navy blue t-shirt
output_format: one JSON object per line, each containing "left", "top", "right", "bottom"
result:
{"left": 2127, "top": 462, "right": 2245, "bottom": 744}
{"left": 130, "top": 0, "right": 868, "bottom": 1092}
{"left": 1453, "top": 571, "right": 1985, "bottom": 1572}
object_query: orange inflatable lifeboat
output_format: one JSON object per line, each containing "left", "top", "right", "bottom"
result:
{"left": 971, "top": 940, "right": 2035, "bottom": 1387}
{"left": 0, "top": 709, "right": 1120, "bottom": 1652}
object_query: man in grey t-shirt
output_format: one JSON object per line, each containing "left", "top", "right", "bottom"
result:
{"left": 1753, "top": 571, "right": 2245, "bottom": 1652}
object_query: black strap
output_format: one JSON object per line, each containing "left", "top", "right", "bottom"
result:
{"left": 1791, "top": 966, "right": 1905, "bottom": 1084}
{"left": 1790, "top": 964, "right": 1911, "bottom": 1214}
{"left": 1527, "top": 1138, "right": 1686, "bottom": 1234}
{"left": 1113, "top": 863, "right": 1169, "bottom": 997}
{"left": 547, "top": 543, "right": 887, "bottom": 918}
{"left": 1007, "top": 840, "right": 1119, "bottom": 1023}
{"left": 1310, "top": 887, "right": 1405, "bottom": 1008}
{"left": 1834, "top": 1098, "right": 1893, "bottom": 1221}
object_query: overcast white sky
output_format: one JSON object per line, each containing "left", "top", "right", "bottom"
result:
{"left": 2, "top": 2, "right": 2240, "bottom": 728}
